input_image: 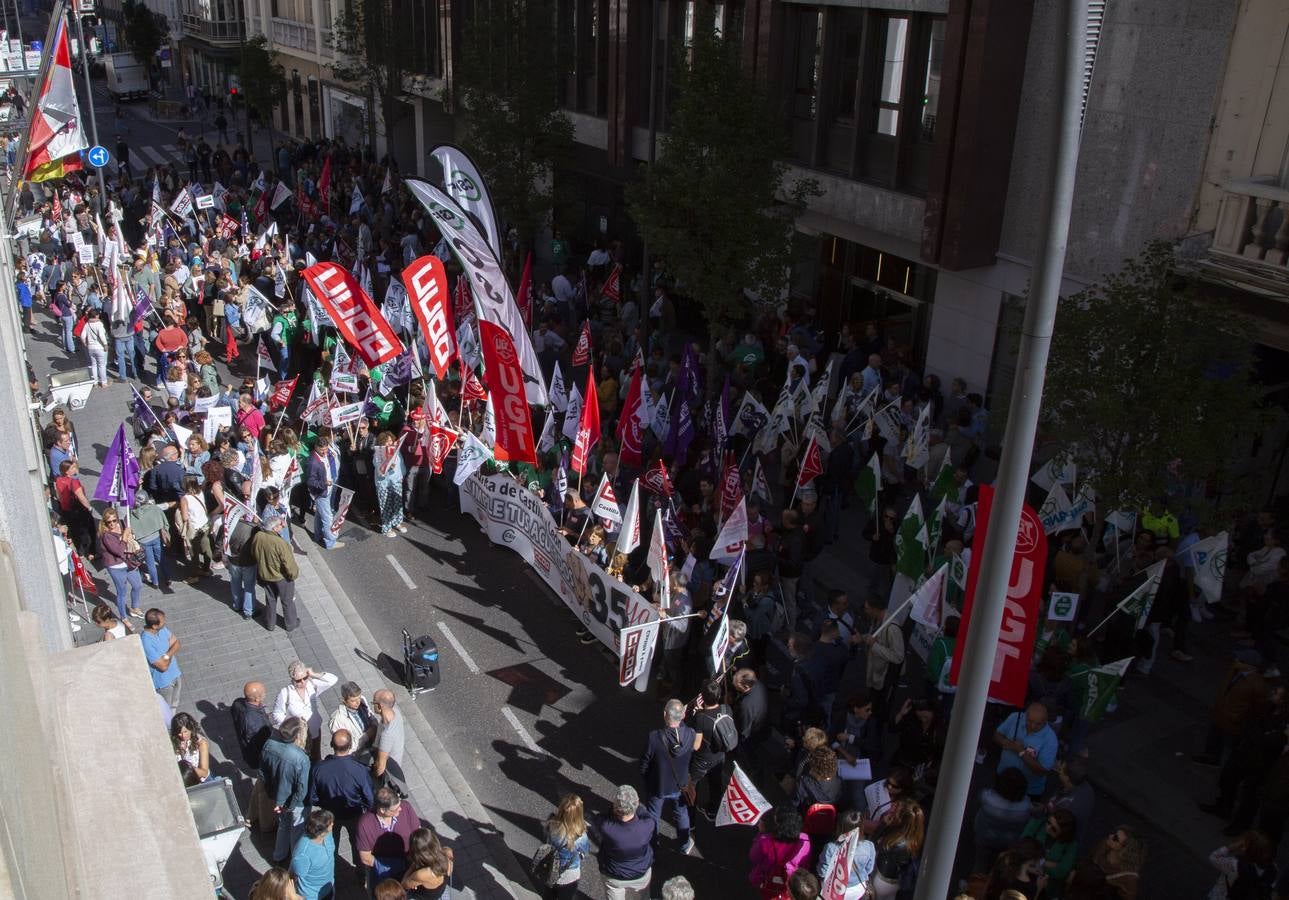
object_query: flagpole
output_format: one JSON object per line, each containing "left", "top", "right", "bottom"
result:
{"left": 914, "top": 3, "right": 1086, "bottom": 896}
{"left": 69, "top": 9, "right": 106, "bottom": 197}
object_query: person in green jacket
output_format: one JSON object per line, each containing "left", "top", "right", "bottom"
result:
{"left": 245, "top": 515, "right": 300, "bottom": 631}
{"left": 1021, "top": 807, "right": 1078, "bottom": 897}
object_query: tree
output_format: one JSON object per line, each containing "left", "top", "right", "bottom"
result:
{"left": 331, "top": 0, "right": 421, "bottom": 157}
{"left": 456, "top": 0, "right": 573, "bottom": 252}
{"left": 121, "top": 0, "right": 163, "bottom": 74}
{"left": 1040, "top": 241, "right": 1263, "bottom": 522}
{"left": 236, "top": 36, "right": 287, "bottom": 135}
{"left": 626, "top": 17, "right": 818, "bottom": 329}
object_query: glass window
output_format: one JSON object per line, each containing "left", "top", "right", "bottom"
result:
{"left": 919, "top": 18, "right": 945, "bottom": 143}
{"left": 876, "top": 16, "right": 908, "bottom": 136}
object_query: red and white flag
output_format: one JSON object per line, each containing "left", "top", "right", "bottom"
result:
{"left": 303, "top": 262, "right": 404, "bottom": 368}
{"left": 617, "top": 365, "right": 646, "bottom": 468}
{"left": 616, "top": 480, "right": 642, "bottom": 555}
{"left": 461, "top": 363, "right": 488, "bottom": 404}
{"left": 21, "top": 18, "right": 87, "bottom": 181}
{"left": 479, "top": 320, "right": 536, "bottom": 465}
{"left": 715, "top": 763, "right": 771, "bottom": 827}
{"left": 718, "top": 450, "right": 743, "bottom": 522}
{"left": 572, "top": 321, "right": 592, "bottom": 368}
{"left": 797, "top": 434, "right": 824, "bottom": 487}
{"left": 821, "top": 828, "right": 860, "bottom": 900}
{"left": 427, "top": 424, "right": 459, "bottom": 474}
{"left": 403, "top": 255, "right": 455, "bottom": 379}
{"left": 268, "top": 375, "right": 298, "bottom": 411}
{"left": 70, "top": 550, "right": 97, "bottom": 594}
{"left": 590, "top": 474, "right": 622, "bottom": 524}
{"left": 641, "top": 460, "right": 674, "bottom": 497}
{"left": 330, "top": 487, "right": 355, "bottom": 535}
{"left": 318, "top": 154, "right": 332, "bottom": 210}
{"left": 571, "top": 367, "right": 601, "bottom": 475}
{"left": 711, "top": 497, "right": 748, "bottom": 565}
{"left": 601, "top": 264, "right": 621, "bottom": 302}
{"left": 617, "top": 620, "right": 660, "bottom": 687}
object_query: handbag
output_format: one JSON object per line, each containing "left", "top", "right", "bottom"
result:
{"left": 123, "top": 536, "right": 145, "bottom": 571}
{"left": 665, "top": 741, "right": 697, "bottom": 807}
{"left": 530, "top": 842, "right": 561, "bottom": 887}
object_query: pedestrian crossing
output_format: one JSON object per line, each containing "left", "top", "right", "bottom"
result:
{"left": 133, "top": 144, "right": 181, "bottom": 168}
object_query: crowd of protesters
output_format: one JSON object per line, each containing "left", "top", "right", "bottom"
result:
{"left": 15, "top": 126, "right": 1289, "bottom": 900}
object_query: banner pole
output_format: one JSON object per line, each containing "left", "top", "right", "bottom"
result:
{"left": 914, "top": 3, "right": 1087, "bottom": 896}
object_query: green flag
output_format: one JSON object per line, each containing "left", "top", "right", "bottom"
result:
{"left": 1075, "top": 657, "right": 1133, "bottom": 722}
{"left": 895, "top": 495, "right": 928, "bottom": 580}
{"left": 855, "top": 451, "right": 881, "bottom": 516}
{"left": 929, "top": 457, "right": 956, "bottom": 502}
{"left": 1115, "top": 559, "right": 1166, "bottom": 629}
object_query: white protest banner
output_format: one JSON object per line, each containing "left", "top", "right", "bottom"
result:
{"left": 193, "top": 395, "right": 219, "bottom": 414}
{"left": 709, "top": 610, "right": 731, "bottom": 675}
{"left": 715, "top": 763, "right": 771, "bottom": 827}
{"left": 459, "top": 472, "right": 658, "bottom": 690}
{"left": 1038, "top": 482, "right": 1093, "bottom": 534}
{"left": 330, "top": 371, "right": 359, "bottom": 394}
{"left": 77, "top": 244, "right": 94, "bottom": 264}
{"left": 195, "top": 194, "right": 215, "bottom": 210}
{"left": 617, "top": 620, "right": 660, "bottom": 687}
{"left": 329, "top": 402, "right": 365, "bottom": 427}
{"left": 1048, "top": 591, "right": 1080, "bottom": 623}
{"left": 202, "top": 405, "right": 232, "bottom": 443}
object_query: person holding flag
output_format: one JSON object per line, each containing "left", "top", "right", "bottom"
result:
{"left": 374, "top": 430, "right": 409, "bottom": 538}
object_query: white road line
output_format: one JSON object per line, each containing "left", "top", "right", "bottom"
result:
{"left": 435, "top": 621, "right": 480, "bottom": 675}
{"left": 501, "top": 707, "right": 544, "bottom": 755}
{"left": 160, "top": 144, "right": 178, "bottom": 153}
{"left": 386, "top": 554, "right": 416, "bottom": 590}
{"left": 137, "top": 145, "right": 168, "bottom": 166}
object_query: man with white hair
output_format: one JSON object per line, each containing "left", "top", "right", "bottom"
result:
{"left": 639, "top": 699, "right": 699, "bottom": 856}
{"left": 590, "top": 784, "right": 656, "bottom": 900}
{"left": 660, "top": 876, "right": 696, "bottom": 900}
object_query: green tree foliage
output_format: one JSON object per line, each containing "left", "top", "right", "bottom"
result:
{"left": 236, "top": 36, "right": 287, "bottom": 132}
{"left": 121, "top": 0, "right": 163, "bottom": 74}
{"left": 456, "top": 0, "right": 574, "bottom": 252}
{"left": 626, "top": 16, "right": 818, "bottom": 329}
{"left": 331, "top": 0, "right": 420, "bottom": 154}
{"left": 1040, "top": 241, "right": 1262, "bottom": 520}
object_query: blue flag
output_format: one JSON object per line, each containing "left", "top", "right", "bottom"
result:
{"left": 93, "top": 424, "right": 140, "bottom": 507}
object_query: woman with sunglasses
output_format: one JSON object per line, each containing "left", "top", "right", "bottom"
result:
{"left": 97, "top": 509, "right": 144, "bottom": 620}
{"left": 271, "top": 659, "right": 338, "bottom": 761}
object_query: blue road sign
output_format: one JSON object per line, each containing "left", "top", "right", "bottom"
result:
{"left": 87, "top": 145, "right": 110, "bottom": 168}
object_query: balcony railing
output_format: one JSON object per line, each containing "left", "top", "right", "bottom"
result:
{"left": 271, "top": 17, "right": 316, "bottom": 53}
{"left": 1209, "top": 177, "right": 1289, "bottom": 290}
{"left": 180, "top": 13, "right": 244, "bottom": 45}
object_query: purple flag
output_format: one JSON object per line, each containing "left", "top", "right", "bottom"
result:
{"left": 707, "top": 546, "right": 745, "bottom": 632}
{"left": 663, "top": 344, "right": 700, "bottom": 463}
{"left": 661, "top": 507, "right": 688, "bottom": 552}
{"left": 93, "top": 424, "right": 140, "bottom": 506}
{"left": 130, "top": 385, "right": 164, "bottom": 432}
{"left": 129, "top": 286, "right": 152, "bottom": 329}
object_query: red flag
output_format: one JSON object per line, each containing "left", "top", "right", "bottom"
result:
{"left": 253, "top": 189, "right": 269, "bottom": 224}
{"left": 70, "top": 550, "right": 97, "bottom": 594}
{"left": 224, "top": 322, "right": 240, "bottom": 361}
{"left": 268, "top": 375, "right": 299, "bottom": 411}
{"left": 642, "top": 459, "right": 675, "bottom": 497}
{"left": 402, "top": 255, "right": 455, "bottom": 379}
{"left": 318, "top": 153, "right": 332, "bottom": 210}
{"left": 51, "top": 190, "right": 62, "bottom": 221}
{"left": 602, "top": 263, "right": 621, "bottom": 302}
{"left": 303, "top": 262, "right": 404, "bottom": 368}
{"left": 571, "top": 367, "right": 601, "bottom": 475}
{"left": 719, "top": 450, "right": 743, "bottom": 520}
{"left": 617, "top": 365, "right": 645, "bottom": 467}
{"left": 461, "top": 362, "right": 488, "bottom": 403}
{"left": 479, "top": 320, "right": 537, "bottom": 465}
{"left": 796, "top": 435, "right": 824, "bottom": 487}
{"left": 516, "top": 250, "right": 533, "bottom": 328}
{"left": 572, "top": 321, "right": 592, "bottom": 367}
{"left": 427, "top": 424, "right": 459, "bottom": 474}
{"left": 948, "top": 484, "right": 1048, "bottom": 706}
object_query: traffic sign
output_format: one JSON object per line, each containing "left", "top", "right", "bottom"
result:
{"left": 87, "top": 145, "right": 109, "bottom": 168}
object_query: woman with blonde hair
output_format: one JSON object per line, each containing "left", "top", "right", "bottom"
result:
{"left": 870, "top": 799, "right": 924, "bottom": 899}
{"left": 538, "top": 793, "right": 590, "bottom": 898}
{"left": 249, "top": 866, "right": 302, "bottom": 900}
{"left": 1092, "top": 825, "right": 1146, "bottom": 899}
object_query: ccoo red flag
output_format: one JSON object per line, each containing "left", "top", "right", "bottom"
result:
{"left": 303, "top": 262, "right": 404, "bottom": 368}
{"left": 70, "top": 550, "right": 97, "bottom": 594}
{"left": 479, "top": 320, "right": 537, "bottom": 465}
{"left": 571, "top": 366, "right": 601, "bottom": 475}
{"left": 601, "top": 263, "right": 621, "bottom": 302}
{"left": 403, "top": 255, "right": 455, "bottom": 379}
{"left": 461, "top": 362, "right": 488, "bottom": 403}
{"left": 719, "top": 450, "right": 743, "bottom": 520}
{"left": 572, "top": 321, "right": 592, "bottom": 368}
{"left": 641, "top": 459, "right": 675, "bottom": 497}
{"left": 796, "top": 435, "right": 824, "bottom": 487}
{"left": 427, "top": 424, "right": 459, "bottom": 475}
{"left": 268, "top": 375, "right": 298, "bottom": 411}
{"left": 617, "top": 365, "right": 645, "bottom": 467}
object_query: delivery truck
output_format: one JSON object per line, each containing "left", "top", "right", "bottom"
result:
{"left": 103, "top": 52, "right": 149, "bottom": 101}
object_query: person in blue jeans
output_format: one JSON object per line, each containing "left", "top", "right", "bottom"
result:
{"left": 97, "top": 510, "right": 144, "bottom": 620}
{"left": 131, "top": 491, "right": 172, "bottom": 590}
{"left": 110, "top": 316, "right": 137, "bottom": 381}
{"left": 50, "top": 282, "right": 75, "bottom": 352}
{"left": 639, "top": 699, "right": 698, "bottom": 856}
{"left": 306, "top": 435, "right": 345, "bottom": 550}
{"left": 227, "top": 523, "right": 259, "bottom": 619}
{"left": 140, "top": 607, "right": 183, "bottom": 712}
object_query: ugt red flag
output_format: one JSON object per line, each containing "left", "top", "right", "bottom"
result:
{"left": 796, "top": 435, "right": 824, "bottom": 487}
{"left": 268, "top": 375, "right": 298, "bottom": 411}
{"left": 949, "top": 484, "right": 1047, "bottom": 707}
{"left": 617, "top": 366, "right": 646, "bottom": 467}
{"left": 572, "top": 321, "right": 592, "bottom": 368}
{"left": 571, "top": 367, "right": 601, "bottom": 475}
{"left": 478, "top": 320, "right": 536, "bottom": 465}
{"left": 303, "top": 262, "right": 404, "bottom": 368}
{"left": 402, "top": 255, "right": 455, "bottom": 379}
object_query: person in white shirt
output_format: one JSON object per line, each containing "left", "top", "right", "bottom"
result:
{"left": 272, "top": 659, "right": 338, "bottom": 760}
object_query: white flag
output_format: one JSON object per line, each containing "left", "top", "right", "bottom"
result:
{"left": 591, "top": 474, "right": 622, "bottom": 524}
{"left": 715, "top": 763, "right": 771, "bottom": 827}
{"left": 536, "top": 410, "right": 556, "bottom": 454}
{"left": 453, "top": 431, "right": 491, "bottom": 485}
{"left": 651, "top": 391, "right": 672, "bottom": 440}
{"left": 711, "top": 497, "right": 748, "bottom": 564}
{"left": 549, "top": 362, "right": 568, "bottom": 412}
{"left": 270, "top": 180, "right": 292, "bottom": 211}
{"left": 616, "top": 480, "right": 642, "bottom": 556}
{"left": 562, "top": 384, "right": 584, "bottom": 443}
{"left": 1032, "top": 455, "right": 1076, "bottom": 492}
{"left": 903, "top": 402, "right": 931, "bottom": 470}
{"left": 350, "top": 183, "right": 365, "bottom": 214}
{"left": 909, "top": 563, "right": 949, "bottom": 630}
{"left": 617, "top": 620, "right": 660, "bottom": 687}
{"left": 648, "top": 508, "right": 670, "bottom": 609}
{"left": 254, "top": 220, "right": 278, "bottom": 251}
{"left": 1187, "top": 531, "right": 1229, "bottom": 605}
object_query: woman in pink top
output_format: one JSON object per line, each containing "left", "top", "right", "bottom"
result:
{"left": 749, "top": 806, "right": 811, "bottom": 899}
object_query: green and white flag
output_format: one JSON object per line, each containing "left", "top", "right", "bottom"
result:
{"left": 927, "top": 496, "right": 948, "bottom": 556}
{"left": 895, "top": 495, "right": 928, "bottom": 580}
{"left": 855, "top": 451, "right": 881, "bottom": 517}
{"left": 1076, "top": 657, "right": 1133, "bottom": 723}
{"left": 1188, "top": 531, "right": 1229, "bottom": 605}
{"left": 929, "top": 457, "right": 956, "bottom": 502}
{"left": 453, "top": 431, "right": 491, "bottom": 485}
{"left": 1112, "top": 559, "right": 1166, "bottom": 630}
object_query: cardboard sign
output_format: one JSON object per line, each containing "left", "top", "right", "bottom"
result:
{"left": 202, "top": 405, "right": 232, "bottom": 443}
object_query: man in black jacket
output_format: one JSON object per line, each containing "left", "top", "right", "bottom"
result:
{"left": 639, "top": 699, "right": 698, "bottom": 855}
{"left": 230, "top": 680, "right": 272, "bottom": 769}
{"left": 732, "top": 668, "right": 774, "bottom": 784}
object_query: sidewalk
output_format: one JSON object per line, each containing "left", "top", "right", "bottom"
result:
{"left": 27, "top": 326, "right": 531, "bottom": 898}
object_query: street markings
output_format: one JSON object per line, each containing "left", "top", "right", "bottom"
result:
{"left": 501, "top": 707, "right": 544, "bottom": 755}
{"left": 386, "top": 553, "right": 417, "bottom": 590}
{"left": 436, "top": 621, "right": 480, "bottom": 674}
{"left": 136, "top": 144, "right": 170, "bottom": 166}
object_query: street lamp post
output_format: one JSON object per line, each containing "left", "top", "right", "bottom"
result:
{"left": 70, "top": 5, "right": 107, "bottom": 196}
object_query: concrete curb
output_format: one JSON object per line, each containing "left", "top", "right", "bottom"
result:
{"left": 301, "top": 540, "right": 540, "bottom": 900}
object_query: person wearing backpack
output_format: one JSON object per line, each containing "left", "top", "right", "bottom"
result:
{"left": 748, "top": 806, "right": 810, "bottom": 900}
{"left": 687, "top": 680, "right": 739, "bottom": 821}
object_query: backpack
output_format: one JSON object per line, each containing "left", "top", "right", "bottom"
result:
{"left": 707, "top": 706, "right": 739, "bottom": 753}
